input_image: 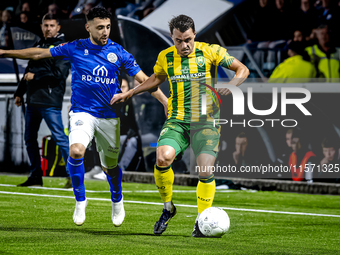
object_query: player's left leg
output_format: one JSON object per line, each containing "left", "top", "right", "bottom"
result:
{"left": 191, "top": 126, "right": 219, "bottom": 237}
{"left": 95, "top": 117, "right": 124, "bottom": 227}
{"left": 192, "top": 153, "right": 216, "bottom": 237}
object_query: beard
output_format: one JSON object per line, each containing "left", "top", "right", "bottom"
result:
{"left": 92, "top": 36, "right": 108, "bottom": 46}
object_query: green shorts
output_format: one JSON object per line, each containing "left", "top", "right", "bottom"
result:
{"left": 157, "top": 120, "right": 220, "bottom": 159}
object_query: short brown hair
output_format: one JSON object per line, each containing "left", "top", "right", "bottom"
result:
{"left": 321, "top": 137, "right": 339, "bottom": 149}
{"left": 169, "top": 14, "right": 195, "bottom": 34}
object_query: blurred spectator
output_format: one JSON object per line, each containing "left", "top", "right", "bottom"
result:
{"left": 269, "top": 41, "right": 316, "bottom": 82}
{"left": 261, "top": 0, "right": 295, "bottom": 72}
{"left": 305, "top": 24, "right": 340, "bottom": 80}
{"left": 247, "top": 0, "right": 275, "bottom": 43}
{"left": 317, "top": 0, "right": 337, "bottom": 26}
{"left": 232, "top": 132, "right": 259, "bottom": 167}
{"left": 277, "top": 128, "right": 293, "bottom": 165}
{"left": 270, "top": 0, "right": 295, "bottom": 41}
{"left": 69, "top": 0, "right": 99, "bottom": 19}
{"left": 48, "top": 3, "right": 69, "bottom": 20}
{"left": 293, "top": 0, "right": 318, "bottom": 36}
{"left": 14, "top": 13, "right": 71, "bottom": 187}
{"left": 71, "top": 2, "right": 95, "bottom": 19}
{"left": 19, "top": 11, "right": 29, "bottom": 24}
{"left": 289, "top": 128, "right": 316, "bottom": 182}
{"left": 320, "top": 137, "right": 340, "bottom": 166}
{"left": 248, "top": 0, "right": 295, "bottom": 75}
{"left": 48, "top": 3, "right": 59, "bottom": 15}
{"left": 281, "top": 27, "right": 311, "bottom": 61}
{"left": 0, "top": 9, "right": 14, "bottom": 48}
{"left": 17, "top": 10, "right": 41, "bottom": 37}
{"left": 293, "top": 29, "right": 305, "bottom": 42}
{"left": 115, "top": 0, "right": 165, "bottom": 20}
{"left": 132, "top": 0, "right": 162, "bottom": 20}
{"left": 19, "top": 1, "right": 37, "bottom": 22}
{"left": 233, "top": 132, "right": 248, "bottom": 165}
{"left": 316, "top": 0, "right": 340, "bottom": 45}
{"left": 316, "top": 137, "right": 340, "bottom": 182}
{"left": 21, "top": 1, "right": 30, "bottom": 12}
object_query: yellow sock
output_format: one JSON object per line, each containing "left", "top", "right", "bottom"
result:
{"left": 197, "top": 174, "right": 216, "bottom": 214}
{"left": 154, "top": 165, "right": 174, "bottom": 203}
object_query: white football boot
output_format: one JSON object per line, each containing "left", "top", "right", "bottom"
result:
{"left": 112, "top": 197, "right": 125, "bottom": 227}
{"left": 93, "top": 171, "right": 107, "bottom": 181}
{"left": 73, "top": 198, "right": 88, "bottom": 226}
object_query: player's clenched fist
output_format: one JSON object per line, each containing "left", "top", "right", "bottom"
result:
{"left": 110, "top": 89, "right": 134, "bottom": 105}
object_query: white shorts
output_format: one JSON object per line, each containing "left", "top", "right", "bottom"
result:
{"left": 69, "top": 111, "right": 120, "bottom": 168}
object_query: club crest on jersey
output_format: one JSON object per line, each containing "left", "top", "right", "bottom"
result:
{"left": 107, "top": 53, "right": 117, "bottom": 63}
{"left": 75, "top": 120, "right": 84, "bottom": 126}
{"left": 84, "top": 49, "right": 89, "bottom": 55}
{"left": 196, "top": 56, "right": 205, "bottom": 67}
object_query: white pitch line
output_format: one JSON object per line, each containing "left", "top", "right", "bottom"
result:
{"left": 0, "top": 184, "right": 238, "bottom": 193}
{"left": 0, "top": 190, "right": 339, "bottom": 218}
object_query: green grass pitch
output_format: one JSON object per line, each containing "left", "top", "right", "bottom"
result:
{"left": 0, "top": 175, "right": 339, "bottom": 254}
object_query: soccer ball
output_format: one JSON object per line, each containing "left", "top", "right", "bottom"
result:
{"left": 198, "top": 207, "right": 230, "bottom": 237}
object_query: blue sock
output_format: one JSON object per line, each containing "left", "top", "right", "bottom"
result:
{"left": 105, "top": 166, "right": 123, "bottom": 203}
{"left": 68, "top": 157, "right": 85, "bottom": 201}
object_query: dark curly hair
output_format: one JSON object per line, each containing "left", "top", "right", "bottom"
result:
{"left": 86, "top": 6, "right": 112, "bottom": 22}
{"left": 168, "top": 14, "right": 195, "bottom": 34}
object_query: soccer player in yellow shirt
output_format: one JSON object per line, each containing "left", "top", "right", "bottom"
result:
{"left": 111, "top": 14, "right": 249, "bottom": 237}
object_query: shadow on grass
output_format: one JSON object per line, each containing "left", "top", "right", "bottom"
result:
{"left": 0, "top": 226, "right": 191, "bottom": 238}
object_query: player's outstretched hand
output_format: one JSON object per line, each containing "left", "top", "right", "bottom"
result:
{"left": 110, "top": 89, "right": 134, "bottom": 105}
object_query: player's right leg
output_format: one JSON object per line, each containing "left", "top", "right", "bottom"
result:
{"left": 68, "top": 111, "right": 95, "bottom": 225}
{"left": 153, "top": 121, "right": 189, "bottom": 234}
{"left": 153, "top": 145, "right": 177, "bottom": 234}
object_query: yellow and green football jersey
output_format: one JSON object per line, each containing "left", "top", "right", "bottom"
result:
{"left": 154, "top": 41, "right": 234, "bottom": 123}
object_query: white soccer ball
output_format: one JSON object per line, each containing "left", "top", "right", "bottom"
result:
{"left": 198, "top": 207, "right": 230, "bottom": 237}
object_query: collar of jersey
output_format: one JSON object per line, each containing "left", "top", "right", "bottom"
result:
{"left": 85, "top": 38, "right": 112, "bottom": 50}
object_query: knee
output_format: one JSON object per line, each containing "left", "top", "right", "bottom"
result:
{"left": 69, "top": 144, "right": 86, "bottom": 159}
{"left": 156, "top": 147, "right": 175, "bottom": 167}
